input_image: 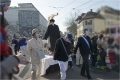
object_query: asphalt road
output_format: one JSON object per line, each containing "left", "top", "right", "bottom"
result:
{"left": 18, "top": 60, "right": 119, "bottom": 80}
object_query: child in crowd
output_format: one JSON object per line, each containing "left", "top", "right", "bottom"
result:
{"left": 106, "top": 46, "right": 115, "bottom": 71}
{"left": 96, "top": 45, "right": 105, "bottom": 70}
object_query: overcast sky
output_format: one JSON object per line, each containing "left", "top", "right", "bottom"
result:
{"left": 10, "top": 0, "right": 120, "bottom": 32}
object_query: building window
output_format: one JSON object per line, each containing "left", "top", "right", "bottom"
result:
{"left": 85, "top": 21, "right": 87, "bottom": 25}
{"left": 108, "top": 21, "right": 110, "bottom": 25}
{"left": 85, "top": 20, "right": 92, "bottom": 25}
{"left": 89, "top": 20, "right": 92, "bottom": 25}
{"left": 89, "top": 28, "right": 92, "bottom": 33}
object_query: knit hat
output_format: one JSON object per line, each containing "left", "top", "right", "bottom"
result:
{"left": 32, "top": 28, "right": 40, "bottom": 35}
{"left": 66, "top": 33, "right": 73, "bottom": 40}
{"left": 83, "top": 28, "right": 88, "bottom": 32}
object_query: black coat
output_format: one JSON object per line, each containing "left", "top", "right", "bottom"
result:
{"left": 54, "top": 38, "right": 71, "bottom": 62}
{"left": 44, "top": 24, "right": 60, "bottom": 52}
{"left": 91, "top": 41, "right": 97, "bottom": 54}
{"left": 74, "top": 35, "right": 93, "bottom": 56}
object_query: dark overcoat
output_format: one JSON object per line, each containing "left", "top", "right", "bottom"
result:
{"left": 44, "top": 24, "right": 60, "bottom": 52}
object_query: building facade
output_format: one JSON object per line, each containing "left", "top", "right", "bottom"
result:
{"left": 76, "top": 9, "right": 105, "bottom": 37}
{"left": 76, "top": 6, "right": 120, "bottom": 37}
{"left": 97, "top": 6, "right": 120, "bottom": 28}
{"left": 4, "top": 3, "right": 47, "bottom": 37}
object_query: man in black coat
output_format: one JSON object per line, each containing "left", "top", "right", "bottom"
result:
{"left": 74, "top": 28, "right": 93, "bottom": 79}
{"left": 54, "top": 34, "right": 73, "bottom": 80}
{"left": 44, "top": 19, "right": 60, "bottom": 53}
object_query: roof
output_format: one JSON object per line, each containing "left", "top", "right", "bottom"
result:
{"left": 98, "top": 6, "right": 120, "bottom": 15}
{"left": 76, "top": 10, "right": 104, "bottom": 23}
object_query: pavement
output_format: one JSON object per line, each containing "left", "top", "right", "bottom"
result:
{"left": 17, "top": 59, "right": 119, "bottom": 80}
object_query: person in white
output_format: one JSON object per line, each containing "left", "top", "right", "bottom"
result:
{"left": 26, "top": 28, "right": 43, "bottom": 80}
{"left": 74, "top": 37, "right": 83, "bottom": 66}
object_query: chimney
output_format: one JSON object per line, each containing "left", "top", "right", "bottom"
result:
{"left": 90, "top": 9, "right": 92, "bottom": 12}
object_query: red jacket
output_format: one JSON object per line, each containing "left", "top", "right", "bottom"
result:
{"left": 0, "top": 26, "right": 9, "bottom": 55}
{"left": 108, "top": 53, "right": 115, "bottom": 64}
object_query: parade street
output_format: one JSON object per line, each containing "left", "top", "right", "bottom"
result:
{"left": 18, "top": 60, "right": 119, "bottom": 80}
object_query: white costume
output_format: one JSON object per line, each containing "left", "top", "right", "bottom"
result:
{"left": 74, "top": 40, "right": 83, "bottom": 65}
{"left": 27, "top": 29, "right": 43, "bottom": 80}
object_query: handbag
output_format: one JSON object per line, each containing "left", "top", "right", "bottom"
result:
{"left": 38, "top": 50, "right": 45, "bottom": 60}
{"left": 19, "top": 63, "right": 31, "bottom": 79}
{"left": 105, "top": 56, "right": 110, "bottom": 63}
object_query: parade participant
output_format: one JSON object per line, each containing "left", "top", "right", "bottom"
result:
{"left": 74, "top": 28, "right": 93, "bottom": 79}
{"left": 44, "top": 19, "right": 60, "bottom": 54}
{"left": 54, "top": 33, "right": 73, "bottom": 80}
{"left": 27, "top": 28, "right": 43, "bottom": 80}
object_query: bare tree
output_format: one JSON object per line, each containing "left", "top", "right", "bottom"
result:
{"left": 64, "top": 11, "right": 80, "bottom": 36}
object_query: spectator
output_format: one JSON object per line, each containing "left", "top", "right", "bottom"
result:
{"left": 106, "top": 46, "right": 115, "bottom": 71}
{"left": 96, "top": 45, "right": 106, "bottom": 70}
{"left": 0, "top": 54, "right": 29, "bottom": 79}
{"left": 97, "top": 34, "right": 104, "bottom": 48}
{"left": 91, "top": 36, "right": 97, "bottom": 67}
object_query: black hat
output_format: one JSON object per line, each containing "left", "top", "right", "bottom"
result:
{"left": 50, "top": 19, "right": 55, "bottom": 22}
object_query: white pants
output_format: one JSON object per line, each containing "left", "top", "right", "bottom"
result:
{"left": 31, "top": 61, "right": 41, "bottom": 80}
{"left": 20, "top": 46, "right": 26, "bottom": 55}
{"left": 58, "top": 61, "right": 68, "bottom": 80}
{"left": 107, "top": 63, "right": 113, "bottom": 69}
{"left": 12, "top": 44, "right": 15, "bottom": 49}
{"left": 76, "top": 49, "right": 83, "bottom": 65}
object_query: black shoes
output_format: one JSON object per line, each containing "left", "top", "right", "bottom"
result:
{"left": 88, "top": 76, "right": 92, "bottom": 80}
{"left": 81, "top": 74, "right": 88, "bottom": 77}
{"left": 81, "top": 74, "right": 92, "bottom": 80}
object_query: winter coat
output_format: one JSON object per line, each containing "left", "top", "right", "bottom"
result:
{"left": 54, "top": 38, "right": 71, "bottom": 62}
{"left": 97, "top": 48, "right": 105, "bottom": 66}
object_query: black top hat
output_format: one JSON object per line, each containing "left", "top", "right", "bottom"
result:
{"left": 50, "top": 19, "right": 55, "bottom": 22}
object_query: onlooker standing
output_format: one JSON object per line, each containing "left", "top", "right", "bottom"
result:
{"left": 74, "top": 38, "right": 83, "bottom": 67}
{"left": 97, "top": 34, "right": 104, "bottom": 48}
{"left": 106, "top": 46, "right": 115, "bottom": 71}
{"left": 14, "top": 39, "right": 18, "bottom": 55}
{"left": 74, "top": 28, "right": 93, "bottom": 79}
{"left": 18, "top": 37, "right": 27, "bottom": 56}
{"left": 91, "top": 37, "right": 97, "bottom": 67}
{"left": 0, "top": 0, "right": 28, "bottom": 79}
{"left": 96, "top": 45, "right": 105, "bottom": 70}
